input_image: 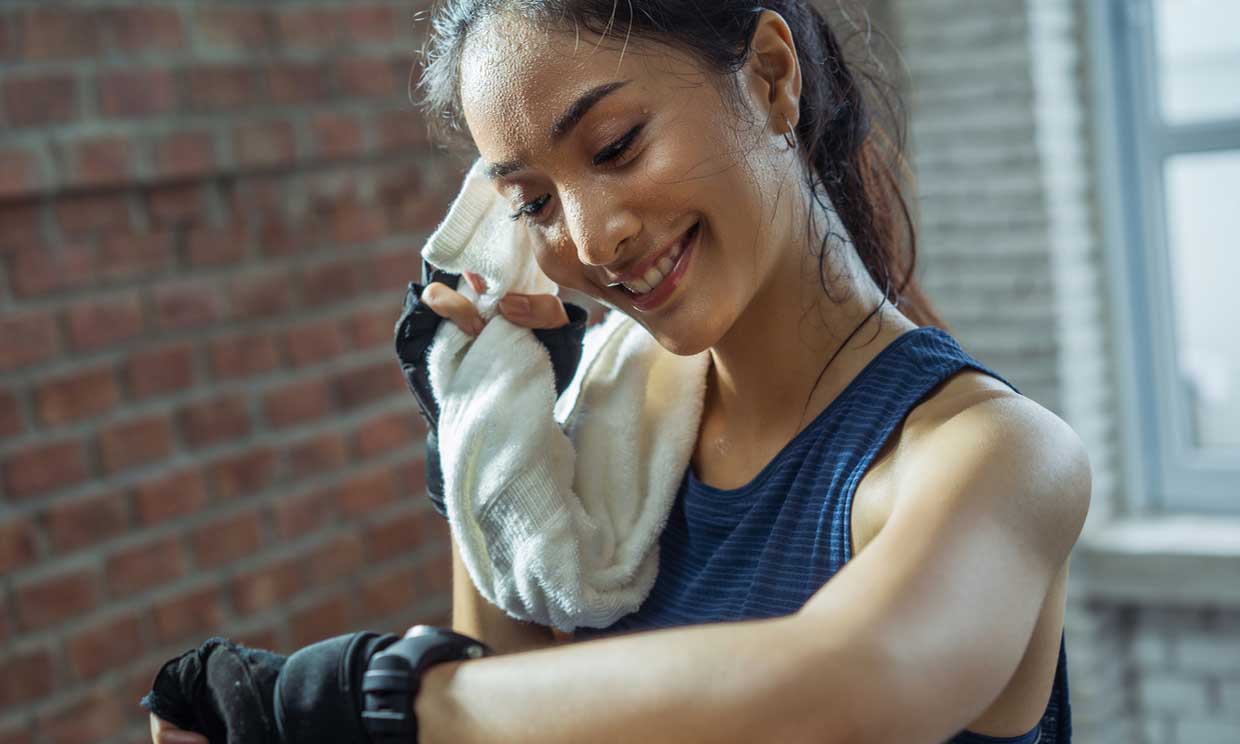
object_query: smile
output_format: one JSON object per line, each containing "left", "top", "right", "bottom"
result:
{"left": 623, "top": 221, "right": 700, "bottom": 313}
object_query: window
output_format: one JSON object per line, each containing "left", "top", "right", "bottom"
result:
{"left": 1102, "top": 0, "right": 1240, "bottom": 511}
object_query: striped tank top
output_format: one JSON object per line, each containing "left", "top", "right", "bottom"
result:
{"left": 575, "top": 326, "right": 1071, "bottom": 743}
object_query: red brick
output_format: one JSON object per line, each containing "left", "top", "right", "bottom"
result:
{"left": 0, "top": 517, "right": 37, "bottom": 573}
{"left": 15, "top": 567, "right": 100, "bottom": 629}
{"left": 377, "top": 110, "right": 431, "bottom": 153}
{"left": 0, "top": 312, "right": 58, "bottom": 371}
{"left": 233, "top": 120, "right": 297, "bottom": 169}
{"left": 344, "top": 6, "right": 400, "bottom": 42}
{"left": 207, "top": 447, "right": 277, "bottom": 501}
{"left": 255, "top": 214, "right": 309, "bottom": 257}
{"left": 366, "top": 249, "right": 420, "bottom": 293}
{"left": 338, "top": 55, "right": 400, "bottom": 98}
{"left": 133, "top": 468, "right": 208, "bottom": 526}
{"left": 97, "top": 414, "right": 175, "bottom": 474}
{"left": 233, "top": 626, "right": 280, "bottom": 653}
{"left": 415, "top": 548, "right": 452, "bottom": 596}
{"left": 194, "top": 7, "right": 274, "bottom": 49}
{"left": 65, "top": 136, "right": 134, "bottom": 189}
{"left": 337, "top": 467, "right": 397, "bottom": 517}
{"left": 0, "top": 719, "right": 35, "bottom": 744}
{"left": 311, "top": 112, "right": 364, "bottom": 159}
{"left": 262, "top": 379, "right": 334, "bottom": 429}
{"left": 328, "top": 199, "right": 387, "bottom": 246}
{"left": 364, "top": 507, "right": 431, "bottom": 564}
{"left": 362, "top": 564, "right": 419, "bottom": 620}
{"left": 145, "top": 183, "right": 209, "bottom": 228}
{"left": 152, "top": 280, "right": 223, "bottom": 331}
{"left": 285, "top": 433, "right": 348, "bottom": 479}
{"left": 207, "top": 333, "right": 280, "bottom": 382}
{"left": 0, "top": 646, "right": 55, "bottom": 708}
{"left": 97, "top": 230, "right": 173, "bottom": 280}
{"left": 268, "top": 61, "right": 328, "bottom": 105}
{"left": 274, "top": 8, "right": 344, "bottom": 47}
{"left": 187, "top": 222, "right": 250, "bottom": 267}
{"left": 300, "top": 258, "right": 362, "bottom": 306}
{"left": 105, "top": 536, "right": 185, "bottom": 597}
{"left": 2, "top": 73, "right": 78, "bottom": 128}
{"left": 190, "top": 510, "right": 261, "bottom": 568}
{"left": 10, "top": 241, "right": 96, "bottom": 297}
{"left": 63, "top": 293, "right": 144, "bottom": 352}
{"left": 1, "top": 439, "right": 89, "bottom": 499}
{"left": 184, "top": 64, "right": 262, "bottom": 111}
{"left": 289, "top": 593, "right": 352, "bottom": 647}
{"left": 179, "top": 395, "right": 250, "bottom": 448}
{"left": 0, "top": 147, "right": 46, "bottom": 199}
{"left": 55, "top": 193, "right": 132, "bottom": 236}
{"left": 229, "top": 270, "right": 295, "bottom": 319}
{"left": 334, "top": 361, "right": 405, "bottom": 410}
{"left": 0, "top": 202, "right": 41, "bottom": 245}
{"left": 304, "top": 531, "right": 364, "bottom": 585}
{"left": 354, "top": 411, "right": 416, "bottom": 458}
{"left": 152, "top": 585, "right": 226, "bottom": 644}
{"left": 97, "top": 68, "right": 176, "bottom": 118}
{"left": 100, "top": 7, "right": 185, "bottom": 53}
{"left": 35, "top": 366, "right": 118, "bottom": 426}
{"left": 232, "top": 558, "right": 301, "bottom": 615}
{"left": 125, "top": 343, "right": 196, "bottom": 400}
{"left": 393, "top": 456, "right": 429, "bottom": 500}
{"left": 343, "top": 305, "right": 394, "bottom": 351}
{"left": 0, "top": 390, "right": 21, "bottom": 438}
{"left": 19, "top": 7, "right": 102, "bottom": 60}
{"left": 270, "top": 487, "right": 334, "bottom": 539}
{"left": 282, "top": 318, "right": 344, "bottom": 368}
{"left": 44, "top": 491, "right": 129, "bottom": 554}
{"left": 65, "top": 612, "right": 142, "bottom": 681}
{"left": 154, "top": 130, "right": 217, "bottom": 180}
{"left": 39, "top": 688, "right": 127, "bottom": 744}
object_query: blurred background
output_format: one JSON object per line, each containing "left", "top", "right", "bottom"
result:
{"left": 0, "top": 1, "right": 1235, "bottom": 742}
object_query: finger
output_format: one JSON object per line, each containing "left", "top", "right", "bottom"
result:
{"left": 498, "top": 293, "right": 570, "bottom": 329}
{"left": 463, "top": 272, "right": 488, "bottom": 295}
{"left": 150, "top": 714, "right": 208, "bottom": 744}
{"left": 421, "top": 282, "right": 485, "bottom": 336}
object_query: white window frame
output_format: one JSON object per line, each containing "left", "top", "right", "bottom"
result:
{"left": 1088, "top": 0, "right": 1240, "bottom": 514}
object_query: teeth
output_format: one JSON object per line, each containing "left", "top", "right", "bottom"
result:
{"left": 621, "top": 235, "right": 689, "bottom": 296}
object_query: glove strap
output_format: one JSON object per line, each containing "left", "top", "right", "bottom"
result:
{"left": 361, "top": 625, "right": 492, "bottom": 744}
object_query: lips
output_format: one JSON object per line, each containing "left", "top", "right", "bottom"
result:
{"left": 612, "top": 222, "right": 699, "bottom": 288}
{"left": 626, "top": 221, "right": 699, "bottom": 312}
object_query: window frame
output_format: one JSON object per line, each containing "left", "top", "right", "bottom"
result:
{"left": 1090, "top": 0, "right": 1240, "bottom": 513}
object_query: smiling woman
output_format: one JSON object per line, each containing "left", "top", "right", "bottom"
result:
{"left": 146, "top": 2, "right": 1090, "bottom": 743}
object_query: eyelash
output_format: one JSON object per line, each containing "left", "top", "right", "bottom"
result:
{"left": 509, "top": 124, "right": 645, "bottom": 223}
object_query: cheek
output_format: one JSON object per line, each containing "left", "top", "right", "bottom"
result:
{"left": 530, "top": 231, "right": 584, "bottom": 287}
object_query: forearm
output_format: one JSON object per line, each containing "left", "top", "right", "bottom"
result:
{"left": 416, "top": 613, "right": 864, "bottom": 744}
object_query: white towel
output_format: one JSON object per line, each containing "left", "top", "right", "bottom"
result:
{"left": 423, "top": 160, "right": 711, "bottom": 632}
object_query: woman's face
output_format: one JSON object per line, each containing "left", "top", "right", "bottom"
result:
{"left": 459, "top": 13, "right": 801, "bottom": 355}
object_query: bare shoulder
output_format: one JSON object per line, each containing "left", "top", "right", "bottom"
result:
{"left": 898, "top": 370, "right": 1093, "bottom": 558}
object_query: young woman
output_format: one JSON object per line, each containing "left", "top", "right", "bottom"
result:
{"left": 150, "top": 2, "right": 1090, "bottom": 742}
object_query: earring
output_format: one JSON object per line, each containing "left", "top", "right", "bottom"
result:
{"left": 782, "top": 114, "right": 798, "bottom": 150}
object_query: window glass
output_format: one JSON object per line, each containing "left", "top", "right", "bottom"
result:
{"left": 1154, "top": 0, "right": 1240, "bottom": 124}
{"left": 1164, "top": 150, "right": 1240, "bottom": 449}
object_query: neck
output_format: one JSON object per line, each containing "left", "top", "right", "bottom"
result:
{"left": 704, "top": 193, "right": 918, "bottom": 442}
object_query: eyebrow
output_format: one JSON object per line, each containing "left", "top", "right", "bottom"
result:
{"left": 484, "top": 80, "right": 630, "bottom": 181}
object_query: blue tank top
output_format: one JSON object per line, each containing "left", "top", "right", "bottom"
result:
{"left": 575, "top": 326, "right": 1071, "bottom": 743}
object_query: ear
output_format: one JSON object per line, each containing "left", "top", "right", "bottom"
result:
{"left": 743, "top": 10, "right": 802, "bottom": 136}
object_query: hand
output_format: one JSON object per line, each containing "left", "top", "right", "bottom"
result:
{"left": 149, "top": 713, "right": 207, "bottom": 744}
{"left": 421, "top": 271, "right": 572, "bottom": 335}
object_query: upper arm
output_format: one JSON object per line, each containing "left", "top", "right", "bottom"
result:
{"left": 794, "top": 395, "right": 1091, "bottom": 742}
{"left": 450, "top": 537, "right": 560, "bottom": 654}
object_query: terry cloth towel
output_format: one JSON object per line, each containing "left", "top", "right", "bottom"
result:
{"left": 423, "top": 159, "right": 711, "bottom": 632}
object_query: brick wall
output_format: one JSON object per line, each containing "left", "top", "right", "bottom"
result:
{"left": 0, "top": 3, "right": 457, "bottom": 742}
{"left": 888, "top": 1, "right": 1240, "bottom": 742}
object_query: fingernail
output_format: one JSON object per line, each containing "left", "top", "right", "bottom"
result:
{"left": 472, "top": 318, "right": 485, "bottom": 335}
{"left": 501, "top": 296, "right": 530, "bottom": 315}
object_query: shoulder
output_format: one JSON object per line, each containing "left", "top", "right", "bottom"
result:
{"left": 893, "top": 370, "right": 1093, "bottom": 565}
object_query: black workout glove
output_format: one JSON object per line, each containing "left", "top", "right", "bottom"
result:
{"left": 140, "top": 631, "right": 398, "bottom": 744}
{"left": 394, "top": 265, "right": 588, "bottom": 518}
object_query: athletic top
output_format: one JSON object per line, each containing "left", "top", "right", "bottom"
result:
{"left": 574, "top": 326, "right": 1071, "bottom": 743}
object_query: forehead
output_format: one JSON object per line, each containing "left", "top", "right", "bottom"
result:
{"left": 458, "top": 13, "right": 699, "bottom": 158}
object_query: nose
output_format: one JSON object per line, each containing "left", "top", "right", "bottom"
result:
{"left": 559, "top": 188, "right": 641, "bottom": 268}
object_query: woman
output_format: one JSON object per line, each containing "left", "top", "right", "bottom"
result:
{"left": 151, "top": 2, "right": 1090, "bottom": 742}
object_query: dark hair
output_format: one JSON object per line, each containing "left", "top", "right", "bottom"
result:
{"left": 415, "top": 0, "right": 947, "bottom": 371}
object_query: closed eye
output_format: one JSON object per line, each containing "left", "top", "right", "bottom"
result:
{"left": 509, "top": 123, "right": 646, "bottom": 223}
